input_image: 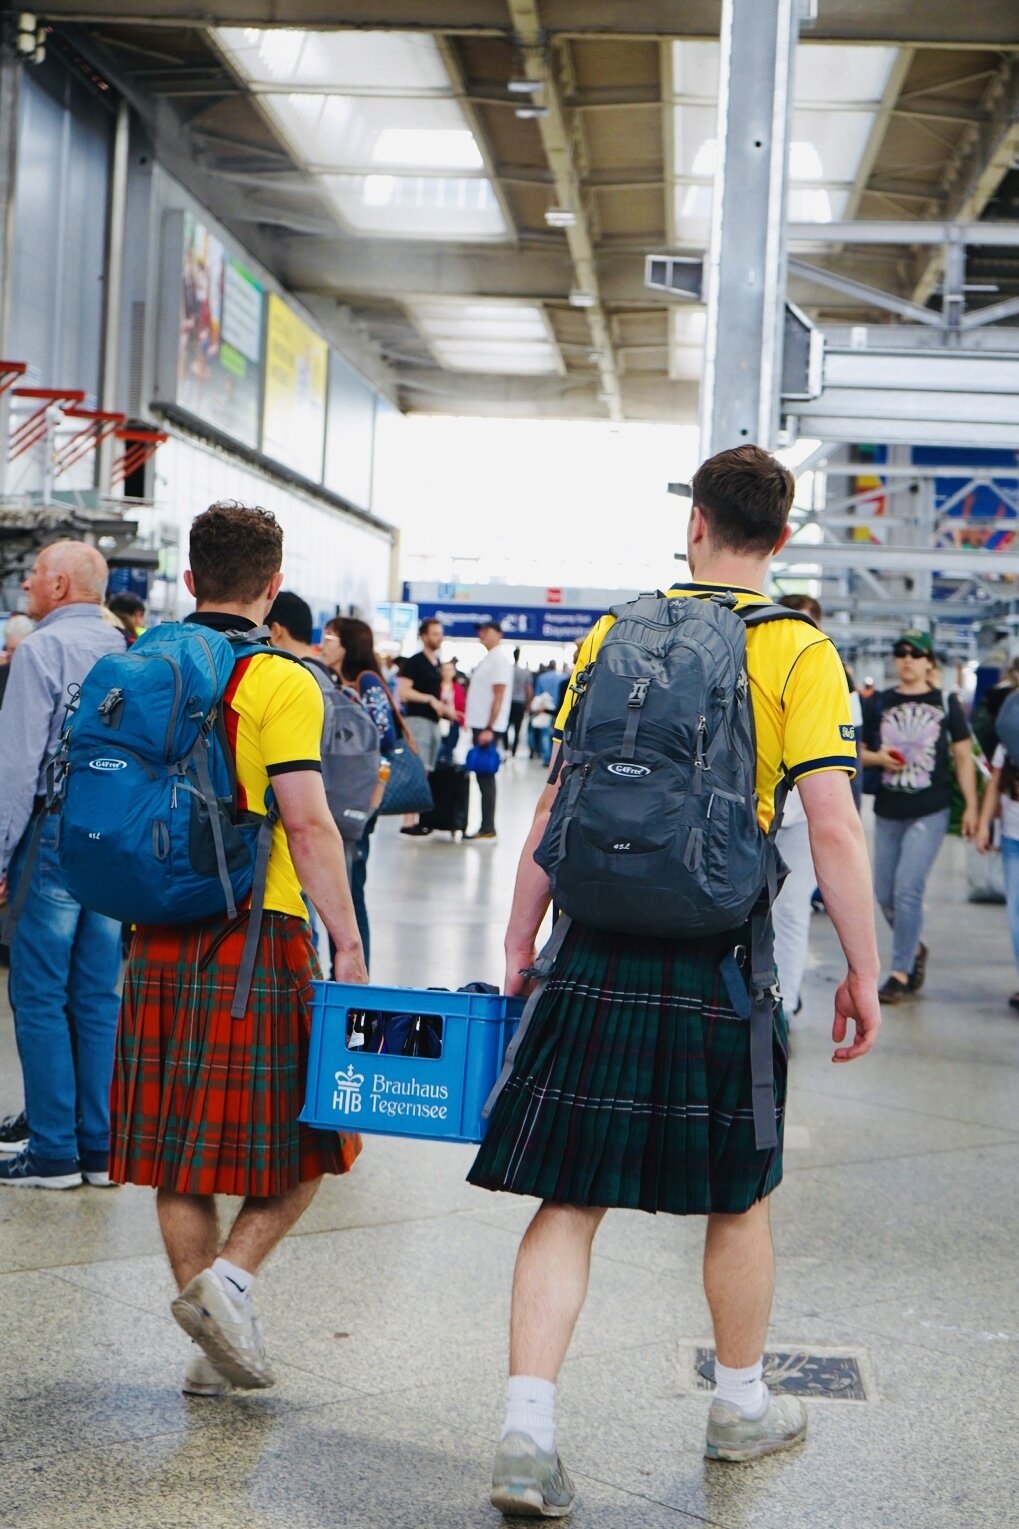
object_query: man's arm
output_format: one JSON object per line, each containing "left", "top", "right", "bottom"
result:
{"left": 478, "top": 682, "right": 507, "bottom": 743}
{"left": 272, "top": 770, "right": 367, "bottom": 985}
{"left": 503, "top": 763, "right": 562, "bottom": 994}
{"left": 398, "top": 670, "right": 450, "bottom": 718}
{"left": 951, "top": 738, "right": 979, "bottom": 839}
{"left": 976, "top": 767, "right": 1000, "bottom": 853}
{"left": 0, "top": 642, "right": 59, "bottom": 885}
{"left": 797, "top": 770, "right": 881, "bottom": 1063}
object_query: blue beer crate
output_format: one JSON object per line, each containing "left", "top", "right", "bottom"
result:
{"left": 300, "top": 983, "right": 525, "bottom": 1144}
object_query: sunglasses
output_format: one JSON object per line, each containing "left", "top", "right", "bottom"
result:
{"left": 893, "top": 644, "right": 927, "bottom": 659}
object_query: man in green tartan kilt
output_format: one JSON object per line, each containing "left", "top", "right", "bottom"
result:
{"left": 470, "top": 445, "right": 882, "bottom": 1515}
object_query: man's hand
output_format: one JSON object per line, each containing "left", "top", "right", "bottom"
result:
{"left": 479, "top": 727, "right": 494, "bottom": 745}
{"left": 976, "top": 823, "right": 993, "bottom": 854}
{"left": 333, "top": 945, "right": 368, "bottom": 985}
{"left": 872, "top": 748, "right": 905, "bottom": 771}
{"left": 960, "top": 803, "right": 980, "bottom": 841}
{"left": 832, "top": 971, "right": 881, "bottom": 1063}
{"left": 504, "top": 940, "right": 537, "bottom": 998}
{"left": 0, "top": 874, "right": 7, "bottom": 906}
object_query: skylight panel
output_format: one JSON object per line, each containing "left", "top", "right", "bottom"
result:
{"left": 259, "top": 93, "right": 484, "bottom": 173}
{"left": 323, "top": 174, "right": 507, "bottom": 240}
{"left": 430, "top": 340, "right": 561, "bottom": 375}
{"left": 217, "top": 28, "right": 452, "bottom": 93}
{"left": 794, "top": 46, "right": 898, "bottom": 106}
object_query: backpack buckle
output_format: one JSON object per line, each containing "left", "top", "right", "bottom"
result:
{"left": 627, "top": 679, "right": 650, "bottom": 708}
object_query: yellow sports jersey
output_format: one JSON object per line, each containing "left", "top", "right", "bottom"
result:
{"left": 554, "top": 582, "right": 856, "bottom": 831}
{"left": 223, "top": 649, "right": 324, "bottom": 919}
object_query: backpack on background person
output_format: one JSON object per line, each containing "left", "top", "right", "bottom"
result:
{"left": 46, "top": 622, "right": 298, "bottom": 1018}
{"left": 301, "top": 658, "right": 383, "bottom": 841}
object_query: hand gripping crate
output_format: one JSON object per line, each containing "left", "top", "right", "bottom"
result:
{"left": 300, "top": 983, "right": 525, "bottom": 1143}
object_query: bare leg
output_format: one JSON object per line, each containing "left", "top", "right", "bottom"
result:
{"left": 220, "top": 1177, "right": 322, "bottom": 1275}
{"left": 703, "top": 1197, "right": 775, "bottom": 1368}
{"left": 509, "top": 1202, "right": 607, "bottom": 1381}
{"left": 157, "top": 1190, "right": 220, "bottom": 1291}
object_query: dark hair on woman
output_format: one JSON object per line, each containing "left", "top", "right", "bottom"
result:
{"left": 325, "top": 616, "right": 380, "bottom": 682}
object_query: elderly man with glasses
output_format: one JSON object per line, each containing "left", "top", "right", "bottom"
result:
{"left": 860, "top": 630, "right": 978, "bottom": 1004}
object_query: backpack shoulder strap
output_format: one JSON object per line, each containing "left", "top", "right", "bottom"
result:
{"left": 739, "top": 603, "right": 819, "bottom": 632}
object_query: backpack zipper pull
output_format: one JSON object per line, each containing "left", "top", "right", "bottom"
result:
{"left": 693, "top": 715, "right": 707, "bottom": 794}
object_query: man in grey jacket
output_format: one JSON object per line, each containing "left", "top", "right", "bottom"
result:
{"left": 0, "top": 541, "right": 126, "bottom": 1189}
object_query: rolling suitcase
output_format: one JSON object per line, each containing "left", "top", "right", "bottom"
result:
{"left": 420, "top": 763, "right": 469, "bottom": 836}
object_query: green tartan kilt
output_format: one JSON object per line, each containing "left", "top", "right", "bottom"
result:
{"left": 468, "top": 920, "right": 788, "bottom": 1216}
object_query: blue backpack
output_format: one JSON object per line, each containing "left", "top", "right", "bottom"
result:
{"left": 52, "top": 620, "right": 293, "bottom": 1018}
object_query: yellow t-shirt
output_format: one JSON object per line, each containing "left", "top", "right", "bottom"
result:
{"left": 554, "top": 582, "right": 856, "bottom": 831}
{"left": 223, "top": 650, "right": 324, "bottom": 919}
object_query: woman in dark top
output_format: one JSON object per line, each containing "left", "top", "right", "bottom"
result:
{"left": 860, "top": 630, "right": 978, "bottom": 1005}
{"left": 320, "top": 617, "right": 397, "bottom": 971}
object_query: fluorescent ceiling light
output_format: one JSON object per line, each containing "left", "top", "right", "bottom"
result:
{"left": 569, "top": 290, "right": 596, "bottom": 308}
{"left": 508, "top": 78, "right": 542, "bottom": 94}
{"left": 516, "top": 106, "right": 549, "bottom": 120}
{"left": 545, "top": 207, "right": 577, "bottom": 228}
{"left": 407, "top": 299, "right": 562, "bottom": 374}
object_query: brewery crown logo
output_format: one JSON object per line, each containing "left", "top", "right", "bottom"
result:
{"left": 332, "top": 1063, "right": 364, "bottom": 1114}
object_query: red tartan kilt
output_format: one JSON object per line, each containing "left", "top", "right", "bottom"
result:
{"left": 110, "top": 912, "right": 361, "bottom": 1197}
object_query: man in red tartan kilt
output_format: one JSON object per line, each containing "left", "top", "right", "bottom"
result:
{"left": 110, "top": 502, "right": 367, "bottom": 1396}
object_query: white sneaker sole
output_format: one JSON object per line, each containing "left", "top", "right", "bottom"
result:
{"left": 82, "top": 1171, "right": 118, "bottom": 1187}
{"left": 705, "top": 1421, "right": 807, "bottom": 1463}
{"left": 171, "top": 1286, "right": 275, "bottom": 1391}
{"left": 490, "top": 1485, "right": 573, "bottom": 1518}
{"left": 0, "top": 1171, "right": 81, "bottom": 1190}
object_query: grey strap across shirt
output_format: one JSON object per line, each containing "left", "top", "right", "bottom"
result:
{"left": 0, "top": 603, "right": 125, "bottom": 873}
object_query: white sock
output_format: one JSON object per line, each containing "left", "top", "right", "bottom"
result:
{"left": 212, "top": 1256, "right": 254, "bottom": 1305}
{"left": 502, "top": 1375, "right": 557, "bottom": 1453}
{"left": 713, "top": 1358, "right": 768, "bottom": 1419}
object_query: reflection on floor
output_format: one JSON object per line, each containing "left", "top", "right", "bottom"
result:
{"left": 2, "top": 760, "right": 1017, "bottom": 1528}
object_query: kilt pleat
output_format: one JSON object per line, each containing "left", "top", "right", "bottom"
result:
{"left": 111, "top": 913, "right": 361, "bottom": 1197}
{"left": 468, "top": 920, "right": 787, "bottom": 1216}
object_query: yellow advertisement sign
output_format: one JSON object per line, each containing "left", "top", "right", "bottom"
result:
{"left": 262, "top": 293, "right": 329, "bottom": 479}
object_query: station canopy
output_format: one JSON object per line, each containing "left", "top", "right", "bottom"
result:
{"left": 45, "top": 1, "right": 1019, "bottom": 423}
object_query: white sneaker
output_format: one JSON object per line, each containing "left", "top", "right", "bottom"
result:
{"left": 171, "top": 1268, "right": 276, "bottom": 1390}
{"left": 705, "top": 1389, "right": 807, "bottom": 1462}
{"left": 182, "top": 1346, "right": 231, "bottom": 1398}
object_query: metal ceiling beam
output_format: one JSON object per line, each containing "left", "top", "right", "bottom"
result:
{"left": 912, "top": 54, "right": 1019, "bottom": 307}
{"left": 842, "top": 49, "right": 915, "bottom": 225}
{"left": 820, "top": 598, "right": 996, "bottom": 619}
{"left": 34, "top": 1, "right": 1019, "bottom": 44}
{"left": 787, "top": 258, "right": 945, "bottom": 327}
{"left": 788, "top": 221, "right": 1019, "bottom": 246}
{"left": 433, "top": 35, "right": 520, "bottom": 248}
{"left": 506, "top": 0, "right": 623, "bottom": 421}
{"left": 774, "top": 543, "right": 1019, "bottom": 577}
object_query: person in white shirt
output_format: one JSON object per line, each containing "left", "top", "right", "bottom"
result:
{"left": 465, "top": 619, "right": 513, "bottom": 841}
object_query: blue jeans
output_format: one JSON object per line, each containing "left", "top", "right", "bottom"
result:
{"left": 872, "top": 808, "right": 949, "bottom": 976}
{"left": 8, "top": 815, "right": 122, "bottom": 1163}
{"left": 1000, "top": 836, "right": 1019, "bottom": 974}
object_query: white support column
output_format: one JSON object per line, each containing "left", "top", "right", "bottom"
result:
{"left": 0, "top": 50, "right": 20, "bottom": 498}
{"left": 700, "top": 0, "right": 800, "bottom": 457}
{"left": 98, "top": 98, "right": 130, "bottom": 496}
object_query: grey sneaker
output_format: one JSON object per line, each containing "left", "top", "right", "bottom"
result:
{"left": 705, "top": 1389, "right": 807, "bottom": 1462}
{"left": 171, "top": 1268, "right": 276, "bottom": 1391}
{"left": 182, "top": 1346, "right": 231, "bottom": 1398}
{"left": 491, "top": 1431, "right": 575, "bottom": 1518}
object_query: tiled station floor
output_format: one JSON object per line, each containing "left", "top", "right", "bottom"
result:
{"left": 2, "top": 759, "right": 1017, "bottom": 1528}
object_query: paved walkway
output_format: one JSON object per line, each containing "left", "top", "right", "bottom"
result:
{"left": 1, "top": 760, "right": 1016, "bottom": 1528}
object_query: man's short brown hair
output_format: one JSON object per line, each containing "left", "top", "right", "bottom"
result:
{"left": 189, "top": 501, "right": 283, "bottom": 604}
{"left": 691, "top": 445, "right": 795, "bottom": 556}
{"left": 779, "top": 592, "right": 822, "bottom": 625}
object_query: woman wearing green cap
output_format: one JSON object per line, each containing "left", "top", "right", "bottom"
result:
{"left": 860, "top": 631, "right": 978, "bottom": 1004}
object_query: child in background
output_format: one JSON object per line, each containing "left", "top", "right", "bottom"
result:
{"left": 976, "top": 742, "right": 1019, "bottom": 1012}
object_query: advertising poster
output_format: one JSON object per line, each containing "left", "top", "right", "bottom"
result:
{"left": 177, "top": 212, "right": 263, "bottom": 448}
{"left": 262, "top": 294, "right": 329, "bottom": 480}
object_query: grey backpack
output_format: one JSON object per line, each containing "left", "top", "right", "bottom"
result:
{"left": 303, "top": 660, "right": 381, "bottom": 842}
{"left": 995, "top": 688, "right": 1019, "bottom": 766}
{"left": 533, "top": 590, "right": 815, "bottom": 1150}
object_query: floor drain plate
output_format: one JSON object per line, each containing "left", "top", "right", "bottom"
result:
{"left": 694, "top": 1346, "right": 871, "bottom": 1401}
